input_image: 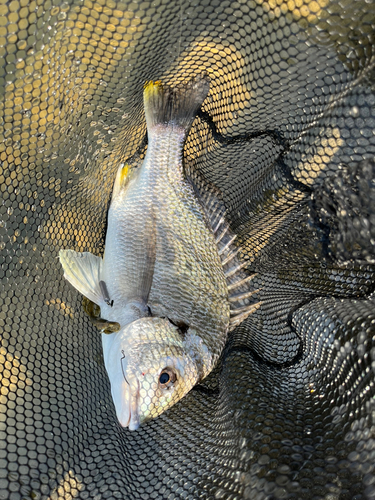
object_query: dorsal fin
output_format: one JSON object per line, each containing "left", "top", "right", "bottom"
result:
{"left": 194, "top": 182, "right": 262, "bottom": 331}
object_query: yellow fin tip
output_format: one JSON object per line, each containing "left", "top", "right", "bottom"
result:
{"left": 120, "top": 163, "right": 130, "bottom": 185}
{"left": 144, "top": 80, "right": 163, "bottom": 99}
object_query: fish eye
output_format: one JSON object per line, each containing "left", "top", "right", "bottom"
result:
{"left": 158, "top": 368, "right": 177, "bottom": 388}
{"left": 159, "top": 372, "right": 170, "bottom": 384}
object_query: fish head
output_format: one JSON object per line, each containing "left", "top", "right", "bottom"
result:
{"left": 106, "top": 317, "right": 203, "bottom": 430}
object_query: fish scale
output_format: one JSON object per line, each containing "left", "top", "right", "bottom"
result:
{"left": 59, "top": 76, "right": 261, "bottom": 430}
{"left": 146, "top": 133, "right": 229, "bottom": 357}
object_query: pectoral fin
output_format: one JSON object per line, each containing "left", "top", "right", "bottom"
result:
{"left": 59, "top": 249, "right": 104, "bottom": 306}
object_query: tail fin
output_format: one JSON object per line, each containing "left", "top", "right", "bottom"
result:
{"left": 143, "top": 76, "right": 210, "bottom": 131}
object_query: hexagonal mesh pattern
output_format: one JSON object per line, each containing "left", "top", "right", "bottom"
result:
{"left": 0, "top": 0, "right": 374, "bottom": 499}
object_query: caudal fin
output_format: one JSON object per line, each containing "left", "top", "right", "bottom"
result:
{"left": 143, "top": 76, "right": 209, "bottom": 132}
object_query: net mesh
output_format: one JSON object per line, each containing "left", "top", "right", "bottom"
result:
{"left": 0, "top": 0, "right": 374, "bottom": 498}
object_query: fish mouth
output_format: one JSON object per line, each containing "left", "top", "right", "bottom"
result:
{"left": 115, "top": 376, "right": 140, "bottom": 431}
{"left": 110, "top": 349, "right": 140, "bottom": 430}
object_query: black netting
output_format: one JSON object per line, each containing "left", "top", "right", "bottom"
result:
{"left": 0, "top": 0, "right": 374, "bottom": 499}
{"left": 310, "top": 158, "right": 375, "bottom": 264}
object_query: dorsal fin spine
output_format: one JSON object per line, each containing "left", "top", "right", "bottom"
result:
{"left": 227, "top": 273, "right": 257, "bottom": 291}
{"left": 221, "top": 247, "right": 241, "bottom": 266}
{"left": 224, "top": 261, "right": 248, "bottom": 279}
{"left": 229, "top": 302, "right": 262, "bottom": 329}
{"left": 212, "top": 215, "right": 225, "bottom": 234}
{"left": 194, "top": 182, "right": 262, "bottom": 330}
{"left": 229, "top": 288, "right": 262, "bottom": 303}
{"left": 218, "top": 234, "right": 237, "bottom": 255}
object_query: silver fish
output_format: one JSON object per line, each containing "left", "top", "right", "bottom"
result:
{"left": 59, "top": 77, "right": 261, "bottom": 430}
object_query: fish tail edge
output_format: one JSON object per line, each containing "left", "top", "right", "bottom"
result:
{"left": 143, "top": 76, "right": 210, "bottom": 131}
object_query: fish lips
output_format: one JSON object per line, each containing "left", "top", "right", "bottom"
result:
{"left": 112, "top": 375, "right": 140, "bottom": 431}
{"left": 103, "top": 329, "right": 142, "bottom": 430}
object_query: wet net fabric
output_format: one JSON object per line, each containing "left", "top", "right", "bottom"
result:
{"left": 0, "top": 0, "right": 375, "bottom": 499}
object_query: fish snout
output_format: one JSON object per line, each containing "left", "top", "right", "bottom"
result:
{"left": 115, "top": 376, "right": 140, "bottom": 431}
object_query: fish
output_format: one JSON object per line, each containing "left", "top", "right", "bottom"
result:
{"left": 59, "top": 76, "right": 261, "bottom": 430}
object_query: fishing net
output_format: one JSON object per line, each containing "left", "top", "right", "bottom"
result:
{"left": 1, "top": 0, "right": 374, "bottom": 498}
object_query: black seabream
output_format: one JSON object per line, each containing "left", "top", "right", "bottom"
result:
{"left": 59, "top": 77, "right": 261, "bottom": 430}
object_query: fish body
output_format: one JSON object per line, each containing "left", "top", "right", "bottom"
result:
{"left": 59, "top": 78, "right": 260, "bottom": 430}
